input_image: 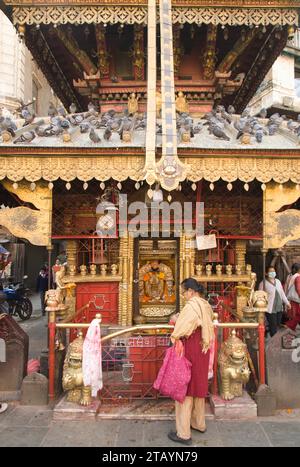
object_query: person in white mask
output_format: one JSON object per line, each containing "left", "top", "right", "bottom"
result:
{"left": 259, "top": 267, "right": 291, "bottom": 337}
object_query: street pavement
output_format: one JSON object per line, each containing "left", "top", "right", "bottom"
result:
{"left": 2, "top": 294, "right": 299, "bottom": 447}
{"left": 0, "top": 403, "right": 300, "bottom": 447}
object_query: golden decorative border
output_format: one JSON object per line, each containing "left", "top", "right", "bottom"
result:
{"left": 5, "top": 0, "right": 300, "bottom": 6}
{"left": 12, "top": 6, "right": 298, "bottom": 25}
{"left": 1, "top": 155, "right": 300, "bottom": 184}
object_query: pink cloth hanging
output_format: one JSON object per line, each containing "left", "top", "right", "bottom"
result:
{"left": 82, "top": 318, "right": 102, "bottom": 397}
{"left": 153, "top": 346, "right": 191, "bottom": 403}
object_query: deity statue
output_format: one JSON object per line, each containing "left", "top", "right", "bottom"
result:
{"left": 195, "top": 264, "right": 203, "bottom": 277}
{"left": 139, "top": 260, "right": 175, "bottom": 304}
{"left": 46, "top": 265, "right": 76, "bottom": 320}
{"left": 80, "top": 265, "right": 87, "bottom": 276}
{"left": 90, "top": 264, "right": 97, "bottom": 275}
{"left": 218, "top": 330, "right": 250, "bottom": 400}
{"left": 62, "top": 332, "right": 92, "bottom": 405}
{"left": 128, "top": 93, "right": 139, "bottom": 115}
{"left": 99, "top": 49, "right": 110, "bottom": 78}
{"left": 175, "top": 91, "right": 189, "bottom": 114}
{"left": 216, "top": 264, "right": 222, "bottom": 276}
{"left": 133, "top": 48, "right": 145, "bottom": 81}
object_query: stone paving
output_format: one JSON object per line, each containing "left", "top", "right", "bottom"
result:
{"left": 0, "top": 403, "right": 300, "bottom": 447}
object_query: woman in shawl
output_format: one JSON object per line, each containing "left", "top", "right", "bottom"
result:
{"left": 168, "top": 278, "right": 214, "bottom": 445}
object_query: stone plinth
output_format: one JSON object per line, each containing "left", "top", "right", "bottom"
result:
{"left": 53, "top": 395, "right": 101, "bottom": 421}
{"left": 266, "top": 328, "right": 300, "bottom": 409}
{"left": 210, "top": 391, "right": 257, "bottom": 419}
{"left": 21, "top": 372, "right": 48, "bottom": 405}
{"left": 0, "top": 314, "right": 29, "bottom": 400}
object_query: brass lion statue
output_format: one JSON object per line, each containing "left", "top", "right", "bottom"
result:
{"left": 218, "top": 330, "right": 250, "bottom": 400}
{"left": 62, "top": 332, "right": 91, "bottom": 406}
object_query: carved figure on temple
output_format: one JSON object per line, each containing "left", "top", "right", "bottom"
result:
{"left": 133, "top": 48, "right": 145, "bottom": 81}
{"left": 128, "top": 93, "right": 139, "bottom": 115}
{"left": 139, "top": 260, "right": 175, "bottom": 304}
{"left": 218, "top": 330, "right": 250, "bottom": 400}
{"left": 175, "top": 91, "right": 189, "bottom": 114}
{"left": 99, "top": 49, "right": 110, "bottom": 78}
{"left": 62, "top": 332, "right": 92, "bottom": 405}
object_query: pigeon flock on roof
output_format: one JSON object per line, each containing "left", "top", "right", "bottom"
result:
{"left": 0, "top": 101, "right": 299, "bottom": 146}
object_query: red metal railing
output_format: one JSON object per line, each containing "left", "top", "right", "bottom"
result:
{"left": 48, "top": 318, "right": 265, "bottom": 402}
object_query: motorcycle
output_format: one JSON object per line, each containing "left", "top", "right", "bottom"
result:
{"left": 0, "top": 275, "right": 33, "bottom": 321}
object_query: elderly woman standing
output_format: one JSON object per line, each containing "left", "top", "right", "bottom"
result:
{"left": 168, "top": 278, "right": 214, "bottom": 445}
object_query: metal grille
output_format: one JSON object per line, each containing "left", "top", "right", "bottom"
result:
{"left": 202, "top": 180, "right": 262, "bottom": 237}
{"left": 101, "top": 333, "right": 171, "bottom": 401}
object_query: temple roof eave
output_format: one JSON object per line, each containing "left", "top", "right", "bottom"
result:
{"left": 1, "top": 152, "right": 300, "bottom": 186}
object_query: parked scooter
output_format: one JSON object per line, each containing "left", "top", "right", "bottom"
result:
{"left": 0, "top": 275, "right": 32, "bottom": 320}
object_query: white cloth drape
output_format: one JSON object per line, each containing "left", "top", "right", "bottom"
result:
{"left": 82, "top": 318, "right": 102, "bottom": 397}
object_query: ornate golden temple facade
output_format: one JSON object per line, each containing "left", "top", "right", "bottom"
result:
{"left": 0, "top": 0, "right": 300, "bottom": 328}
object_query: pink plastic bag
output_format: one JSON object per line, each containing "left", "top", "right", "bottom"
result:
{"left": 208, "top": 337, "right": 215, "bottom": 380}
{"left": 153, "top": 345, "right": 191, "bottom": 403}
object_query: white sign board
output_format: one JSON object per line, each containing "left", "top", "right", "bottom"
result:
{"left": 196, "top": 234, "right": 217, "bottom": 251}
{"left": 0, "top": 338, "right": 6, "bottom": 362}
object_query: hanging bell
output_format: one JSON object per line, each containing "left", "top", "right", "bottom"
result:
{"left": 209, "top": 183, "right": 214, "bottom": 191}
{"left": 227, "top": 182, "right": 233, "bottom": 191}
{"left": 244, "top": 183, "right": 249, "bottom": 191}
{"left": 12, "top": 182, "right": 18, "bottom": 190}
{"left": 167, "top": 194, "right": 172, "bottom": 202}
{"left": 48, "top": 182, "right": 54, "bottom": 190}
{"left": 100, "top": 182, "right": 105, "bottom": 190}
{"left": 261, "top": 183, "right": 266, "bottom": 191}
{"left": 30, "top": 182, "right": 36, "bottom": 191}
{"left": 117, "top": 182, "right": 122, "bottom": 190}
{"left": 191, "top": 183, "right": 197, "bottom": 191}
{"left": 135, "top": 182, "right": 141, "bottom": 190}
{"left": 83, "top": 182, "right": 88, "bottom": 190}
{"left": 66, "top": 182, "right": 71, "bottom": 190}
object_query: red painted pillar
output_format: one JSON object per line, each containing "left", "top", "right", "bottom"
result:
{"left": 258, "top": 323, "right": 266, "bottom": 385}
{"left": 48, "top": 321, "right": 56, "bottom": 401}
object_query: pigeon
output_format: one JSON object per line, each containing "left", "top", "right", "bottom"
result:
{"left": 21, "top": 106, "right": 35, "bottom": 126}
{"left": 60, "top": 119, "right": 70, "bottom": 129}
{"left": 69, "top": 103, "right": 77, "bottom": 114}
{"left": 57, "top": 106, "right": 67, "bottom": 118}
{"left": 241, "top": 107, "right": 251, "bottom": 118}
{"left": 0, "top": 116, "right": 17, "bottom": 136}
{"left": 255, "top": 128, "right": 264, "bottom": 143}
{"left": 287, "top": 119, "right": 298, "bottom": 132}
{"left": 259, "top": 108, "right": 267, "bottom": 119}
{"left": 48, "top": 103, "right": 58, "bottom": 117}
{"left": 80, "top": 122, "right": 90, "bottom": 133}
{"left": 227, "top": 105, "right": 235, "bottom": 115}
{"left": 193, "top": 122, "right": 203, "bottom": 134}
{"left": 14, "top": 130, "right": 36, "bottom": 144}
{"left": 211, "top": 125, "right": 230, "bottom": 141}
{"left": 87, "top": 102, "right": 97, "bottom": 114}
{"left": 103, "top": 126, "right": 112, "bottom": 141}
{"left": 89, "top": 128, "right": 101, "bottom": 143}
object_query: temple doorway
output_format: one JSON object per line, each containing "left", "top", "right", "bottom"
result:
{"left": 133, "top": 238, "right": 179, "bottom": 323}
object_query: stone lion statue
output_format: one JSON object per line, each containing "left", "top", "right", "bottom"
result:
{"left": 62, "top": 332, "right": 91, "bottom": 406}
{"left": 218, "top": 330, "right": 250, "bottom": 400}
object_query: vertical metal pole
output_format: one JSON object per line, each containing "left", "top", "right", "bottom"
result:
{"left": 48, "top": 312, "right": 56, "bottom": 401}
{"left": 262, "top": 248, "right": 267, "bottom": 291}
{"left": 212, "top": 326, "right": 218, "bottom": 395}
{"left": 258, "top": 323, "right": 266, "bottom": 385}
{"left": 47, "top": 245, "right": 52, "bottom": 290}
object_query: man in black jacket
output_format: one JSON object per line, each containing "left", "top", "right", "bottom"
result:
{"left": 36, "top": 267, "right": 48, "bottom": 316}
